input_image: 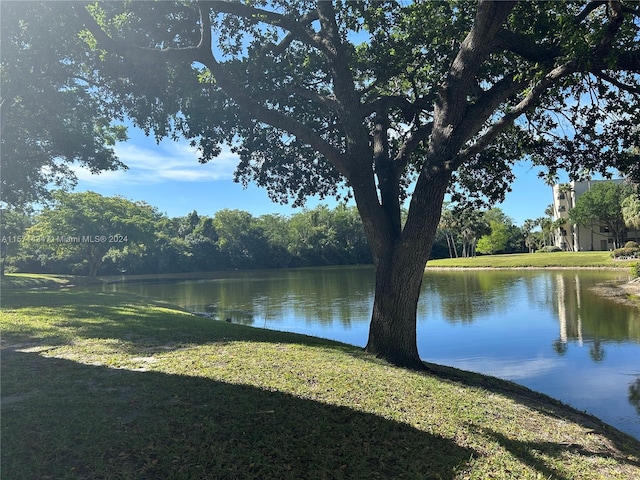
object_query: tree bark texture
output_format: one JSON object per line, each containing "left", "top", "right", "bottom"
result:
{"left": 363, "top": 172, "right": 450, "bottom": 370}
{"left": 366, "top": 254, "right": 426, "bottom": 370}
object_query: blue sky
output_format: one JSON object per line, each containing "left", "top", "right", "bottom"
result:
{"left": 72, "top": 125, "right": 563, "bottom": 226}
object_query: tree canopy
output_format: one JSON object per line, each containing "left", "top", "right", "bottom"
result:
{"left": 476, "top": 209, "right": 518, "bottom": 255}
{"left": 23, "top": 191, "right": 159, "bottom": 277}
{"left": 9, "top": 0, "right": 640, "bottom": 368}
{"left": 0, "top": 2, "right": 127, "bottom": 208}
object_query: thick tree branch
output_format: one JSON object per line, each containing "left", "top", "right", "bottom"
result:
{"left": 199, "top": 1, "right": 324, "bottom": 53}
{"left": 399, "top": 0, "right": 522, "bottom": 256}
{"left": 197, "top": 1, "right": 212, "bottom": 52}
{"left": 432, "top": 0, "right": 517, "bottom": 153}
{"left": 621, "top": 4, "right": 640, "bottom": 17}
{"left": 372, "top": 112, "right": 401, "bottom": 233}
{"left": 593, "top": 51, "right": 640, "bottom": 73}
{"left": 600, "top": 0, "right": 624, "bottom": 49}
{"left": 315, "top": 1, "right": 366, "bottom": 128}
{"left": 314, "top": 1, "right": 381, "bottom": 225}
{"left": 574, "top": 1, "right": 607, "bottom": 25}
{"left": 457, "top": 61, "right": 579, "bottom": 166}
{"left": 393, "top": 123, "right": 433, "bottom": 172}
{"left": 260, "top": 32, "right": 295, "bottom": 57}
{"left": 74, "top": 2, "right": 349, "bottom": 178}
{"left": 593, "top": 69, "right": 640, "bottom": 94}
{"left": 446, "top": 1, "right": 517, "bottom": 98}
{"left": 459, "top": 76, "right": 528, "bottom": 144}
{"left": 73, "top": 3, "right": 203, "bottom": 64}
{"left": 0, "top": 96, "right": 9, "bottom": 138}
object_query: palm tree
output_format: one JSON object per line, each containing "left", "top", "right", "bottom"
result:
{"left": 556, "top": 183, "right": 576, "bottom": 251}
{"left": 538, "top": 208, "right": 555, "bottom": 247}
{"left": 622, "top": 194, "right": 640, "bottom": 230}
{"left": 438, "top": 206, "right": 459, "bottom": 258}
{"left": 522, "top": 219, "right": 538, "bottom": 253}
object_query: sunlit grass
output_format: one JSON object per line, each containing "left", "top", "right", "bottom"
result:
{"left": 0, "top": 272, "right": 105, "bottom": 291}
{"left": 428, "top": 251, "right": 636, "bottom": 268}
{"left": 2, "top": 276, "right": 639, "bottom": 479}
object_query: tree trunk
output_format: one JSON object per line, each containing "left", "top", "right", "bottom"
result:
{"left": 88, "top": 259, "right": 100, "bottom": 278}
{"left": 88, "top": 252, "right": 102, "bottom": 278}
{"left": 446, "top": 234, "right": 453, "bottom": 258}
{"left": 365, "top": 250, "right": 427, "bottom": 370}
{"left": 362, "top": 172, "right": 449, "bottom": 370}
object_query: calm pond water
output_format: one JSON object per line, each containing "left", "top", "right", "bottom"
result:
{"left": 102, "top": 266, "right": 640, "bottom": 439}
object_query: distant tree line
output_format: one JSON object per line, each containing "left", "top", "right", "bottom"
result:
{"left": 1, "top": 192, "right": 372, "bottom": 276}
{"left": 436, "top": 204, "right": 545, "bottom": 258}
{"left": 7, "top": 190, "right": 607, "bottom": 277}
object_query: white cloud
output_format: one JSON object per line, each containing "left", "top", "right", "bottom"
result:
{"left": 434, "top": 356, "right": 559, "bottom": 381}
{"left": 73, "top": 140, "right": 239, "bottom": 186}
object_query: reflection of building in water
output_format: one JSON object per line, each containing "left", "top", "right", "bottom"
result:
{"left": 554, "top": 274, "right": 583, "bottom": 346}
{"left": 553, "top": 272, "right": 640, "bottom": 351}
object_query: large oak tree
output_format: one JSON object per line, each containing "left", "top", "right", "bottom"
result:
{"left": 33, "top": 1, "right": 640, "bottom": 368}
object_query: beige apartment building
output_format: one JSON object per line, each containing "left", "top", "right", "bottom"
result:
{"left": 551, "top": 179, "right": 640, "bottom": 251}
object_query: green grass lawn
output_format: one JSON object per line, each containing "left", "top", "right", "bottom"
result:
{"left": 428, "top": 251, "right": 638, "bottom": 269}
{"left": 2, "top": 274, "right": 639, "bottom": 479}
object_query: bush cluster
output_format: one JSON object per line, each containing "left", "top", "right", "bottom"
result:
{"left": 611, "top": 242, "right": 640, "bottom": 260}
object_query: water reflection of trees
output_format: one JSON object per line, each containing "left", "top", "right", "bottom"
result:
{"left": 419, "top": 270, "right": 638, "bottom": 364}
{"left": 629, "top": 378, "right": 640, "bottom": 415}
{"left": 550, "top": 272, "right": 640, "bottom": 360}
{"left": 167, "top": 266, "right": 376, "bottom": 328}
{"left": 109, "top": 268, "right": 639, "bottom": 351}
{"left": 552, "top": 339, "right": 568, "bottom": 356}
{"left": 420, "top": 270, "right": 525, "bottom": 324}
{"left": 588, "top": 339, "right": 606, "bottom": 362}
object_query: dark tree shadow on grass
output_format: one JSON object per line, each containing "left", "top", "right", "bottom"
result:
{"left": 2, "top": 350, "right": 474, "bottom": 480}
{"left": 479, "top": 428, "right": 640, "bottom": 480}
{"left": 423, "top": 362, "right": 640, "bottom": 457}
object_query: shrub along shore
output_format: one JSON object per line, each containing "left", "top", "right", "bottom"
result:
{"left": 1, "top": 273, "right": 639, "bottom": 479}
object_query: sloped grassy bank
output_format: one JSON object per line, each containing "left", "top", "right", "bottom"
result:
{"left": 1, "top": 275, "right": 639, "bottom": 479}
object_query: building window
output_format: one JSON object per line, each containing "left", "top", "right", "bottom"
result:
{"left": 559, "top": 206, "right": 566, "bottom": 212}
{"left": 558, "top": 193, "right": 566, "bottom": 200}
{"left": 599, "top": 226, "right": 611, "bottom": 233}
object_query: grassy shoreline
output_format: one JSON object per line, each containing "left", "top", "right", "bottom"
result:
{"left": 427, "top": 251, "right": 637, "bottom": 269}
{"left": 2, "top": 274, "right": 640, "bottom": 479}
